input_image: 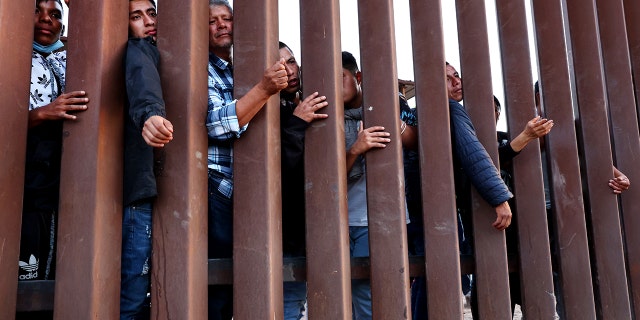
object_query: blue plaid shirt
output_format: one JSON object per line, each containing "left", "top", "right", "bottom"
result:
{"left": 207, "top": 53, "right": 248, "bottom": 198}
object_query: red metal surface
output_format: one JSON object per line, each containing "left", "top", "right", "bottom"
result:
{"left": 408, "top": 0, "right": 464, "bottom": 318}
{"left": 494, "top": 0, "right": 556, "bottom": 317}
{"left": 151, "top": 0, "right": 209, "bottom": 318}
{"left": 596, "top": 0, "right": 640, "bottom": 315}
{"left": 623, "top": 0, "right": 640, "bottom": 115}
{"left": 564, "top": 0, "right": 632, "bottom": 317}
{"left": 0, "top": 1, "right": 34, "bottom": 317}
{"left": 54, "top": 1, "right": 128, "bottom": 319}
{"left": 232, "top": 0, "right": 284, "bottom": 318}
{"left": 357, "top": 0, "right": 412, "bottom": 318}
{"left": 300, "top": 0, "right": 353, "bottom": 318}
{"left": 530, "top": 0, "right": 596, "bottom": 318}
{"left": 455, "top": 0, "right": 512, "bottom": 318}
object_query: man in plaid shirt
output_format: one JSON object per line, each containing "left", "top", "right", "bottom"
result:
{"left": 206, "top": 1, "right": 288, "bottom": 318}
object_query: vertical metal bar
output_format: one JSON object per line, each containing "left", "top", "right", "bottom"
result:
{"left": 151, "top": 0, "right": 209, "bottom": 318}
{"left": 357, "top": 0, "right": 412, "bottom": 318}
{"left": 300, "top": 0, "right": 353, "bottom": 318}
{"left": 623, "top": 0, "right": 640, "bottom": 110}
{"left": 53, "top": 2, "right": 128, "bottom": 319}
{"left": 408, "top": 0, "right": 463, "bottom": 318}
{"left": 233, "top": 0, "right": 283, "bottom": 318}
{"left": 564, "top": 0, "right": 632, "bottom": 318}
{"left": 455, "top": 0, "right": 512, "bottom": 318}
{"left": 595, "top": 0, "right": 640, "bottom": 315}
{"left": 0, "top": 1, "right": 33, "bottom": 317}
{"left": 530, "top": 0, "right": 597, "bottom": 318}
{"left": 494, "top": 0, "right": 556, "bottom": 318}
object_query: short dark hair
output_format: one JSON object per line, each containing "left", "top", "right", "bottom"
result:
{"left": 279, "top": 41, "right": 292, "bottom": 52}
{"left": 342, "top": 51, "right": 359, "bottom": 75}
{"left": 494, "top": 95, "right": 501, "bottom": 114}
{"left": 36, "top": 0, "right": 64, "bottom": 16}
{"left": 128, "top": 0, "right": 156, "bottom": 8}
{"left": 210, "top": 0, "right": 233, "bottom": 15}
{"left": 534, "top": 81, "right": 539, "bottom": 94}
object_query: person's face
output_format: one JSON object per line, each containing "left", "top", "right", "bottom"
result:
{"left": 342, "top": 68, "right": 362, "bottom": 109}
{"left": 279, "top": 47, "right": 300, "bottom": 94}
{"left": 446, "top": 65, "right": 463, "bottom": 102}
{"left": 34, "top": 0, "right": 63, "bottom": 46}
{"left": 209, "top": 5, "right": 233, "bottom": 50}
{"left": 129, "top": 1, "right": 157, "bottom": 40}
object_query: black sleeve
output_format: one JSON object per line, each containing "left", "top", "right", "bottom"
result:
{"left": 125, "top": 37, "right": 166, "bottom": 131}
{"left": 497, "top": 131, "right": 520, "bottom": 164}
{"left": 449, "top": 100, "right": 512, "bottom": 206}
{"left": 281, "top": 107, "right": 310, "bottom": 170}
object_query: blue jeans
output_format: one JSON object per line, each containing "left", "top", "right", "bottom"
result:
{"left": 284, "top": 281, "right": 307, "bottom": 320}
{"left": 350, "top": 226, "right": 372, "bottom": 320}
{"left": 121, "top": 201, "right": 153, "bottom": 320}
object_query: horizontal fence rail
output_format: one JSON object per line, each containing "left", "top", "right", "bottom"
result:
{"left": 3, "top": 0, "right": 640, "bottom": 319}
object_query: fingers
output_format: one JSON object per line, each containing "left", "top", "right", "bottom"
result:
{"left": 492, "top": 202, "right": 512, "bottom": 230}
{"left": 609, "top": 177, "right": 630, "bottom": 194}
{"left": 492, "top": 213, "right": 511, "bottom": 230}
{"left": 143, "top": 116, "right": 174, "bottom": 145}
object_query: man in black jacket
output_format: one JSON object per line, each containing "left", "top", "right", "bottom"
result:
{"left": 121, "top": 1, "right": 172, "bottom": 318}
{"left": 278, "top": 41, "right": 328, "bottom": 320}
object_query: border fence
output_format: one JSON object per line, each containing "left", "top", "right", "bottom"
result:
{"left": 2, "top": 0, "right": 639, "bottom": 318}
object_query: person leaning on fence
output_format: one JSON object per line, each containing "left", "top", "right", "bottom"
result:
{"left": 278, "top": 41, "right": 328, "bottom": 320}
{"left": 341, "top": 51, "right": 415, "bottom": 320}
{"left": 206, "top": 1, "right": 288, "bottom": 319}
{"left": 410, "top": 63, "right": 514, "bottom": 320}
{"left": 120, "top": 0, "right": 172, "bottom": 318}
{"left": 19, "top": 0, "right": 89, "bottom": 282}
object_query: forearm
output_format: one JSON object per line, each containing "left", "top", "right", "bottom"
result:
{"left": 346, "top": 150, "right": 359, "bottom": 172}
{"left": 401, "top": 124, "right": 418, "bottom": 150}
{"left": 236, "top": 84, "right": 272, "bottom": 127}
{"left": 509, "top": 131, "right": 534, "bottom": 153}
{"left": 28, "top": 108, "right": 45, "bottom": 128}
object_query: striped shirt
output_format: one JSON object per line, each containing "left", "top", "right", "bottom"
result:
{"left": 207, "top": 53, "right": 247, "bottom": 198}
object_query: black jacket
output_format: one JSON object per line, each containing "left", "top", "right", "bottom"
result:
{"left": 280, "top": 96, "right": 310, "bottom": 257}
{"left": 123, "top": 37, "right": 166, "bottom": 206}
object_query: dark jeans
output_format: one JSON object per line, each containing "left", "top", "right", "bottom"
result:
{"left": 208, "top": 172, "right": 233, "bottom": 320}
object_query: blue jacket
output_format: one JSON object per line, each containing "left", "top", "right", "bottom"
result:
{"left": 449, "top": 99, "right": 512, "bottom": 208}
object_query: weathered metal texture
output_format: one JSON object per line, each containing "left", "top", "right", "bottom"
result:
{"left": 564, "top": 0, "right": 632, "bottom": 318}
{"left": 300, "top": 0, "right": 352, "bottom": 318}
{"left": 151, "top": 0, "right": 210, "bottom": 318}
{"left": 455, "top": 0, "right": 512, "bottom": 318}
{"left": 53, "top": 1, "right": 128, "bottom": 319}
{"left": 494, "top": 0, "right": 556, "bottom": 318}
{"left": 596, "top": 0, "right": 640, "bottom": 315}
{"left": 0, "top": 0, "right": 33, "bottom": 317}
{"left": 408, "top": 0, "right": 463, "bottom": 318}
{"left": 530, "top": 0, "right": 596, "bottom": 318}
{"left": 357, "top": 0, "right": 412, "bottom": 318}
{"left": 623, "top": 0, "right": 640, "bottom": 112}
{"left": 232, "top": 0, "right": 284, "bottom": 318}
